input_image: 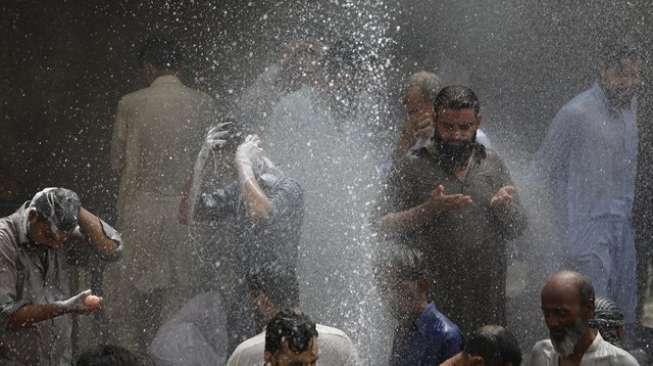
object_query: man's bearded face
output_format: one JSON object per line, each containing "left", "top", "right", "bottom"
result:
{"left": 550, "top": 318, "right": 587, "bottom": 357}
{"left": 434, "top": 108, "right": 480, "bottom": 163}
{"left": 600, "top": 56, "right": 641, "bottom": 108}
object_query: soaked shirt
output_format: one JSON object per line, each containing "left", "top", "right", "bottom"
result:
{"left": 532, "top": 82, "right": 638, "bottom": 257}
{"left": 530, "top": 333, "right": 639, "bottom": 366}
{"left": 198, "top": 176, "right": 303, "bottom": 278}
{"left": 0, "top": 203, "right": 122, "bottom": 366}
{"left": 390, "top": 303, "right": 463, "bottom": 366}
{"left": 375, "top": 143, "right": 527, "bottom": 333}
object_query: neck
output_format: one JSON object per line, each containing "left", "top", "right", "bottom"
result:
{"left": 563, "top": 328, "right": 597, "bottom": 362}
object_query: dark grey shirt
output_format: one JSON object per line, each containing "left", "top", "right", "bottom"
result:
{"left": 0, "top": 203, "right": 123, "bottom": 366}
{"left": 198, "top": 177, "right": 303, "bottom": 277}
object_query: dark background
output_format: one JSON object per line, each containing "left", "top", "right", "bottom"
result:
{"left": 1, "top": 0, "right": 651, "bottom": 210}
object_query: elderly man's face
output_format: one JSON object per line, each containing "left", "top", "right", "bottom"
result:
{"left": 403, "top": 86, "right": 435, "bottom": 134}
{"left": 541, "top": 284, "right": 592, "bottom": 357}
{"left": 28, "top": 212, "right": 70, "bottom": 249}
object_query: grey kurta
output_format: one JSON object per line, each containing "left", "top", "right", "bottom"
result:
{"left": 0, "top": 203, "right": 123, "bottom": 366}
{"left": 376, "top": 144, "right": 527, "bottom": 333}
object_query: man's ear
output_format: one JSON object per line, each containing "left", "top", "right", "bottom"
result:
{"left": 476, "top": 113, "right": 483, "bottom": 126}
{"left": 27, "top": 208, "right": 39, "bottom": 224}
{"left": 468, "top": 355, "right": 485, "bottom": 366}
{"left": 264, "top": 351, "right": 274, "bottom": 365}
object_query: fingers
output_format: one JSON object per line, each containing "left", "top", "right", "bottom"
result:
{"left": 435, "top": 185, "right": 445, "bottom": 196}
{"left": 503, "top": 186, "right": 515, "bottom": 195}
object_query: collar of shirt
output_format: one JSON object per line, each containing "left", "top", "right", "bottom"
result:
{"left": 591, "top": 81, "right": 635, "bottom": 117}
{"left": 151, "top": 74, "right": 182, "bottom": 87}
{"left": 414, "top": 302, "right": 438, "bottom": 335}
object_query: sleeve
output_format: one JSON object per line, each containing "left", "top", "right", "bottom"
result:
{"left": 110, "top": 97, "right": 129, "bottom": 175}
{"left": 0, "top": 232, "right": 28, "bottom": 332}
{"left": 268, "top": 178, "right": 304, "bottom": 222}
{"left": 67, "top": 217, "right": 123, "bottom": 266}
{"left": 195, "top": 181, "right": 240, "bottom": 219}
{"left": 490, "top": 156, "right": 528, "bottom": 241}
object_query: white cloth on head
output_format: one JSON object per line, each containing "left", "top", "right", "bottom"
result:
{"left": 529, "top": 332, "right": 639, "bottom": 366}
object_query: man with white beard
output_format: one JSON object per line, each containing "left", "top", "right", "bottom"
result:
{"left": 530, "top": 271, "right": 638, "bottom": 366}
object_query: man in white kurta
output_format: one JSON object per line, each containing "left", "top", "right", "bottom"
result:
{"left": 105, "top": 34, "right": 218, "bottom": 354}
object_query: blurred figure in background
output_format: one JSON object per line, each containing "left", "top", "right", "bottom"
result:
{"left": 374, "top": 244, "right": 463, "bottom": 366}
{"left": 531, "top": 38, "right": 642, "bottom": 328}
{"left": 106, "top": 33, "right": 219, "bottom": 354}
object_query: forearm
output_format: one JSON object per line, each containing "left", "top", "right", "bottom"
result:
{"left": 78, "top": 208, "right": 118, "bottom": 256}
{"left": 8, "top": 303, "right": 66, "bottom": 330}
{"left": 238, "top": 167, "right": 273, "bottom": 221}
{"left": 492, "top": 200, "right": 528, "bottom": 239}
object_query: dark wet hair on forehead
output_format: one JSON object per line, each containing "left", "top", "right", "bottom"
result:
{"left": 76, "top": 344, "right": 141, "bottom": 366}
{"left": 246, "top": 268, "right": 300, "bottom": 309}
{"left": 265, "top": 309, "right": 318, "bottom": 355}
{"left": 433, "top": 85, "right": 480, "bottom": 115}
{"left": 373, "top": 244, "right": 426, "bottom": 281}
{"left": 464, "top": 325, "right": 522, "bottom": 366}
{"left": 599, "top": 36, "right": 641, "bottom": 69}
{"left": 138, "top": 33, "right": 183, "bottom": 70}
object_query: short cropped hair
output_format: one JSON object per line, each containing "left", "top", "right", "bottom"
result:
{"left": 138, "top": 33, "right": 183, "bottom": 70}
{"left": 246, "top": 268, "right": 300, "bottom": 309}
{"left": 599, "top": 37, "right": 641, "bottom": 69}
{"left": 373, "top": 244, "right": 426, "bottom": 282}
{"left": 265, "top": 309, "right": 318, "bottom": 355}
{"left": 433, "top": 85, "right": 480, "bottom": 115}
{"left": 76, "top": 345, "right": 140, "bottom": 366}
{"left": 464, "top": 325, "right": 522, "bottom": 366}
{"left": 403, "top": 71, "right": 442, "bottom": 104}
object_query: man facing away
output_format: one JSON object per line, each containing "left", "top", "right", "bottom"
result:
{"left": 106, "top": 34, "right": 219, "bottom": 353}
{"left": 0, "top": 188, "right": 123, "bottom": 365}
{"left": 375, "top": 85, "right": 527, "bottom": 333}
{"left": 374, "top": 244, "right": 463, "bottom": 366}
{"left": 530, "top": 271, "right": 638, "bottom": 366}
{"left": 531, "top": 38, "right": 642, "bottom": 327}
{"left": 227, "top": 269, "right": 358, "bottom": 366}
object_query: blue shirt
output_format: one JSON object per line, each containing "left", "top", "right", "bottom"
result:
{"left": 532, "top": 82, "right": 638, "bottom": 258}
{"left": 390, "top": 303, "right": 463, "bottom": 366}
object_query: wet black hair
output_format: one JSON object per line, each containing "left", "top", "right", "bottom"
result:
{"left": 464, "top": 325, "right": 522, "bottom": 366}
{"left": 589, "top": 296, "right": 625, "bottom": 345}
{"left": 246, "top": 268, "right": 300, "bottom": 309}
{"left": 599, "top": 36, "right": 641, "bottom": 69}
{"left": 76, "top": 345, "right": 141, "bottom": 366}
{"left": 433, "top": 85, "right": 480, "bottom": 115}
{"left": 373, "top": 244, "right": 426, "bottom": 282}
{"left": 265, "top": 308, "right": 318, "bottom": 355}
{"left": 138, "top": 33, "right": 183, "bottom": 70}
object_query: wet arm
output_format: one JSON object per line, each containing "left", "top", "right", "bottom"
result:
{"left": 77, "top": 208, "right": 121, "bottom": 259}
{"left": 237, "top": 164, "right": 272, "bottom": 222}
{"left": 7, "top": 303, "right": 67, "bottom": 330}
{"left": 378, "top": 201, "right": 437, "bottom": 235}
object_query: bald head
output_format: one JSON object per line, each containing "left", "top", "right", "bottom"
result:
{"left": 542, "top": 271, "right": 595, "bottom": 309}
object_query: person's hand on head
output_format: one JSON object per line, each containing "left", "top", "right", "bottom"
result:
{"left": 490, "top": 185, "right": 515, "bottom": 209}
{"left": 236, "top": 134, "right": 264, "bottom": 167}
{"left": 55, "top": 289, "right": 102, "bottom": 314}
{"left": 204, "top": 122, "right": 232, "bottom": 150}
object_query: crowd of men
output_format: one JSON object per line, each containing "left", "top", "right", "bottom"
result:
{"left": 0, "top": 31, "right": 650, "bottom": 366}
